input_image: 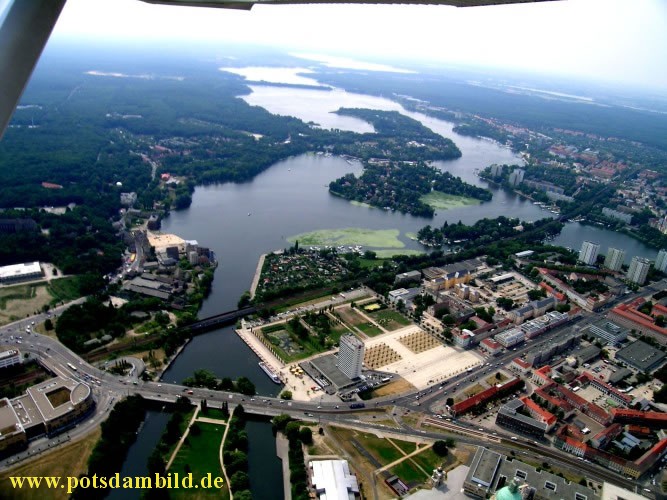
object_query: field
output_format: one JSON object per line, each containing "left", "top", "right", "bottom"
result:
{"left": 367, "top": 308, "right": 412, "bottom": 331}
{"left": 168, "top": 422, "right": 229, "bottom": 500}
{"left": 0, "top": 277, "right": 82, "bottom": 326}
{"left": 0, "top": 427, "right": 101, "bottom": 500}
{"left": 287, "top": 228, "right": 405, "bottom": 248}
{"left": 420, "top": 191, "right": 481, "bottom": 210}
{"left": 364, "top": 378, "right": 416, "bottom": 398}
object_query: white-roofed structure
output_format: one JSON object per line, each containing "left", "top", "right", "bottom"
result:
{"left": 0, "top": 261, "right": 42, "bottom": 284}
{"left": 309, "top": 459, "right": 360, "bottom": 500}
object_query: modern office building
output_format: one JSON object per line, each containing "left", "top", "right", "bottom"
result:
{"left": 604, "top": 247, "right": 626, "bottom": 272}
{"left": 578, "top": 241, "right": 600, "bottom": 265}
{"left": 626, "top": 257, "right": 651, "bottom": 285}
{"left": 338, "top": 334, "right": 364, "bottom": 379}
{"left": 655, "top": 249, "right": 667, "bottom": 273}
{"left": 0, "top": 349, "right": 22, "bottom": 370}
{"left": 586, "top": 320, "right": 628, "bottom": 345}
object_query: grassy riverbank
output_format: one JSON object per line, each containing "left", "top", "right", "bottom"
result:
{"left": 420, "top": 191, "right": 481, "bottom": 210}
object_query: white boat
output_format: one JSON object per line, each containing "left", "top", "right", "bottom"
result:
{"left": 259, "top": 362, "right": 282, "bottom": 384}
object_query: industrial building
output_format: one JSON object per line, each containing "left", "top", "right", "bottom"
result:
{"left": 309, "top": 460, "right": 360, "bottom": 499}
{"left": 338, "top": 335, "right": 365, "bottom": 380}
{"left": 578, "top": 241, "right": 600, "bottom": 265}
{"left": 0, "top": 261, "right": 42, "bottom": 284}
{"left": 615, "top": 340, "right": 666, "bottom": 372}
{"left": 626, "top": 256, "right": 651, "bottom": 285}
{"left": 604, "top": 247, "right": 626, "bottom": 272}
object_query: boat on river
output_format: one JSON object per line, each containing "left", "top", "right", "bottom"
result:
{"left": 259, "top": 362, "right": 282, "bottom": 384}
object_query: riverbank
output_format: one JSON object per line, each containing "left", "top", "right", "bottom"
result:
{"left": 249, "top": 253, "right": 268, "bottom": 300}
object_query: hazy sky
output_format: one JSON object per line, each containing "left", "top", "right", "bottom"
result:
{"left": 51, "top": 0, "right": 667, "bottom": 89}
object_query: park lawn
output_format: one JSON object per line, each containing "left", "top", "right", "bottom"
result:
{"left": 169, "top": 422, "right": 229, "bottom": 499}
{"left": 199, "top": 407, "right": 228, "bottom": 421}
{"left": 485, "top": 372, "right": 508, "bottom": 386}
{"left": 0, "top": 427, "right": 101, "bottom": 500}
{"left": 389, "top": 438, "right": 419, "bottom": 455}
{"left": 47, "top": 276, "right": 83, "bottom": 303}
{"left": 355, "top": 432, "right": 405, "bottom": 464}
{"left": 374, "top": 249, "right": 424, "bottom": 258}
{"left": 389, "top": 459, "right": 430, "bottom": 486}
{"left": 410, "top": 447, "right": 456, "bottom": 473}
{"left": 420, "top": 191, "right": 481, "bottom": 210}
{"left": 356, "top": 322, "right": 384, "bottom": 337}
{"left": 368, "top": 309, "right": 412, "bottom": 331}
{"left": 463, "top": 383, "right": 485, "bottom": 398}
{"left": 357, "top": 257, "right": 388, "bottom": 269}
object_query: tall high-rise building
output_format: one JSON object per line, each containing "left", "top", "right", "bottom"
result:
{"left": 604, "top": 247, "right": 626, "bottom": 272}
{"left": 338, "top": 334, "right": 365, "bottom": 379}
{"left": 508, "top": 168, "right": 524, "bottom": 187}
{"left": 626, "top": 257, "right": 651, "bottom": 285}
{"left": 655, "top": 249, "right": 667, "bottom": 273}
{"left": 578, "top": 241, "right": 600, "bottom": 265}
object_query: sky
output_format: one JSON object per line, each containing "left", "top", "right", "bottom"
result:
{"left": 49, "top": 0, "right": 667, "bottom": 89}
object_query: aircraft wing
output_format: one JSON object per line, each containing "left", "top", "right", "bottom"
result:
{"left": 140, "top": 0, "right": 557, "bottom": 10}
{"left": 0, "top": 0, "right": 559, "bottom": 137}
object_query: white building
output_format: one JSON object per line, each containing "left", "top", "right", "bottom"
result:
{"left": 655, "top": 249, "right": 667, "bottom": 273}
{"left": 578, "top": 241, "right": 600, "bottom": 265}
{"left": 626, "top": 256, "right": 651, "bottom": 285}
{"left": 338, "top": 335, "right": 364, "bottom": 379}
{"left": 0, "top": 349, "right": 22, "bottom": 369}
{"left": 0, "top": 262, "right": 42, "bottom": 284}
{"left": 604, "top": 247, "right": 626, "bottom": 272}
{"left": 309, "top": 460, "right": 360, "bottom": 499}
{"left": 494, "top": 328, "right": 525, "bottom": 348}
{"left": 508, "top": 168, "right": 524, "bottom": 187}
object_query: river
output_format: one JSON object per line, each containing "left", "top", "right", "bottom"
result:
{"left": 145, "top": 77, "right": 657, "bottom": 498}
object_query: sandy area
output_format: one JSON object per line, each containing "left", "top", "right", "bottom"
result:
{"left": 363, "top": 325, "right": 484, "bottom": 389}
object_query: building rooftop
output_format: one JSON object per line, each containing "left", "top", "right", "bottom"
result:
{"left": 0, "top": 398, "right": 22, "bottom": 436}
{"left": 146, "top": 232, "right": 185, "bottom": 251}
{"left": 0, "top": 261, "right": 40, "bottom": 280}
{"left": 468, "top": 447, "right": 502, "bottom": 488}
{"left": 26, "top": 377, "right": 91, "bottom": 423}
{"left": 309, "top": 459, "right": 359, "bottom": 500}
{"left": 615, "top": 340, "right": 666, "bottom": 371}
{"left": 0, "top": 349, "right": 20, "bottom": 361}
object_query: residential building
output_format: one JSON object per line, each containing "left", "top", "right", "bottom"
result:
{"left": 495, "top": 399, "right": 548, "bottom": 438}
{"left": 453, "top": 329, "right": 475, "bottom": 348}
{"left": 394, "top": 270, "right": 421, "bottom": 285}
{"left": 609, "top": 301, "right": 667, "bottom": 345}
{"left": 610, "top": 409, "right": 667, "bottom": 427}
{"left": 604, "top": 247, "right": 626, "bottom": 272}
{"left": 338, "top": 335, "right": 364, "bottom": 379}
{"left": 451, "top": 378, "right": 521, "bottom": 417}
{"left": 655, "top": 249, "right": 667, "bottom": 273}
{"left": 531, "top": 366, "right": 552, "bottom": 386}
{"left": 626, "top": 256, "right": 651, "bottom": 285}
{"left": 480, "top": 338, "right": 502, "bottom": 356}
{"left": 0, "top": 349, "right": 22, "bottom": 370}
{"left": 509, "top": 358, "right": 531, "bottom": 374}
{"left": 602, "top": 207, "right": 633, "bottom": 224}
{"left": 508, "top": 168, "right": 524, "bottom": 187}
{"left": 309, "top": 460, "right": 360, "bottom": 499}
{"left": 578, "top": 241, "right": 600, "bottom": 265}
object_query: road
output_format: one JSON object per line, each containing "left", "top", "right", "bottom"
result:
{"left": 0, "top": 296, "right": 662, "bottom": 495}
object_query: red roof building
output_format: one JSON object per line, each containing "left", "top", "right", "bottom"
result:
{"left": 451, "top": 378, "right": 522, "bottom": 416}
{"left": 510, "top": 357, "right": 531, "bottom": 374}
{"left": 520, "top": 396, "right": 556, "bottom": 430}
{"left": 611, "top": 409, "right": 667, "bottom": 426}
{"left": 577, "top": 372, "right": 632, "bottom": 406}
{"left": 609, "top": 303, "right": 667, "bottom": 344}
{"left": 480, "top": 338, "right": 502, "bottom": 355}
{"left": 531, "top": 365, "right": 552, "bottom": 386}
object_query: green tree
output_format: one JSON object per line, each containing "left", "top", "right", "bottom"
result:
{"left": 299, "top": 426, "right": 313, "bottom": 445}
{"left": 230, "top": 471, "right": 250, "bottom": 492}
{"left": 280, "top": 390, "right": 293, "bottom": 400}
{"left": 235, "top": 377, "right": 256, "bottom": 396}
{"left": 433, "top": 440, "right": 449, "bottom": 457}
